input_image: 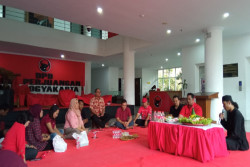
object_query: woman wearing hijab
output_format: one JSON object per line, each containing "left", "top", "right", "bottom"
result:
{"left": 219, "top": 95, "right": 249, "bottom": 150}
{"left": 26, "top": 104, "right": 52, "bottom": 151}
{"left": 64, "top": 98, "right": 86, "bottom": 139}
{"left": 2, "top": 112, "right": 38, "bottom": 164}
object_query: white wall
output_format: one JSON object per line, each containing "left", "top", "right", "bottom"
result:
{"left": 246, "top": 57, "right": 250, "bottom": 120}
{"left": 0, "top": 18, "right": 105, "bottom": 56}
{"left": 108, "top": 67, "right": 119, "bottom": 93}
{"left": 118, "top": 68, "right": 156, "bottom": 102}
{"left": 223, "top": 35, "right": 250, "bottom": 120}
{"left": 119, "top": 68, "right": 142, "bottom": 95}
{"left": 0, "top": 18, "right": 151, "bottom": 57}
{"left": 119, "top": 68, "right": 142, "bottom": 78}
{"left": 182, "top": 45, "right": 205, "bottom": 97}
{"left": 91, "top": 66, "right": 119, "bottom": 95}
{"left": 91, "top": 67, "right": 109, "bottom": 95}
{"left": 181, "top": 34, "right": 250, "bottom": 120}
{"left": 141, "top": 68, "right": 158, "bottom": 98}
{"left": 84, "top": 62, "right": 91, "bottom": 94}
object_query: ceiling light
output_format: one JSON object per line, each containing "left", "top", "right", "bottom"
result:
{"left": 177, "top": 52, "right": 181, "bottom": 56}
{"left": 139, "top": 14, "right": 145, "bottom": 18}
{"left": 166, "top": 29, "right": 172, "bottom": 34}
{"left": 160, "top": 66, "right": 163, "bottom": 69}
{"left": 195, "top": 38, "right": 200, "bottom": 43}
{"left": 223, "top": 12, "right": 229, "bottom": 18}
{"left": 165, "top": 58, "right": 169, "bottom": 62}
{"left": 61, "top": 54, "right": 65, "bottom": 58}
{"left": 97, "top": 7, "right": 103, "bottom": 14}
{"left": 102, "top": 64, "right": 105, "bottom": 67}
{"left": 162, "top": 22, "right": 167, "bottom": 25}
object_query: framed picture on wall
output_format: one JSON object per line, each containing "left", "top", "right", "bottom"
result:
{"left": 223, "top": 63, "right": 238, "bottom": 78}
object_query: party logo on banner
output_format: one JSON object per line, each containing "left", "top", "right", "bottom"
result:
{"left": 39, "top": 59, "right": 51, "bottom": 72}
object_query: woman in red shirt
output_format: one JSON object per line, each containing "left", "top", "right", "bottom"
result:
{"left": 2, "top": 112, "right": 38, "bottom": 163}
{"left": 41, "top": 105, "right": 64, "bottom": 140}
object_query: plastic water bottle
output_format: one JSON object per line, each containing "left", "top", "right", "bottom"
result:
{"left": 115, "top": 131, "right": 117, "bottom": 139}
{"left": 157, "top": 111, "right": 161, "bottom": 122}
{"left": 155, "top": 112, "right": 158, "bottom": 122}
{"left": 118, "top": 130, "right": 121, "bottom": 138}
{"left": 162, "top": 112, "right": 165, "bottom": 122}
{"left": 112, "top": 131, "right": 115, "bottom": 139}
{"left": 139, "top": 114, "right": 142, "bottom": 119}
{"left": 76, "top": 137, "right": 80, "bottom": 149}
{"left": 154, "top": 111, "right": 157, "bottom": 121}
{"left": 159, "top": 112, "right": 163, "bottom": 122}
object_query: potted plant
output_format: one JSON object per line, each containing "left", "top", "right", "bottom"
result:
{"left": 178, "top": 79, "right": 188, "bottom": 97}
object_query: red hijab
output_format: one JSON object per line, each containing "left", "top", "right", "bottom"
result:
{"left": 29, "top": 104, "right": 42, "bottom": 119}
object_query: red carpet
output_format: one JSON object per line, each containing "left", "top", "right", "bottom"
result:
{"left": 27, "top": 127, "right": 250, "bottom": 167}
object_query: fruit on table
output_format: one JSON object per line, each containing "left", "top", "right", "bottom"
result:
{"left": 179, "top": 115, "right": 212, "bottom": 125}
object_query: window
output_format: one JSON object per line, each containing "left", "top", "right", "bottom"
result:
{"left": 54, "top": 18, "right": 70, "bottom": 32}
{"left": 5, "top": 7, "right": 25, "bottom": 22}
{"left": 0, "top": 5, "right": 3, "bottom": 18}
{"left": 102, "top": 30, "right": 108, "bottom": 40}
{"left": 91, "top": 28, "right": 101, "bottom": 39}
{"left": 158, "top": 67, "right": 182, "bottom": 91}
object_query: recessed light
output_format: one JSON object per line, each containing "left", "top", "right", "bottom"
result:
{"left": 177, "top": 52, "right": 181, "bottom": 56}
{"left": 165, "top": 58, "right": 169, "bottom": 62}
{"left": 97, "top": 7, "right": 103, "bottom": 14}
{"left": 195, "top": 38, "right": 200, "bottom": 43}
{"left": 162, "top": 22, "right": 168, "bottom": 25}
{"left": 61, "top": 54, "right": 65, "bottom": 58}
{"left": 223, "top": 12, "right": 229, "bottom": 18}
{"left": 166, "top": 29, "right": 172, "bottom": 34}
{"left": 102, "top": 64, "right": 105, "bottom": 67}
{"left": 160, "top": 66, "right": 163, "bottom": 69}
{"left": 139, "top": 14, "right": 145, "bottom": 18}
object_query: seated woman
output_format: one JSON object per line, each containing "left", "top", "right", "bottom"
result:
{"left": 78, "top": 100, "right": 91, "bottom": 128}
{"left": 220, "top": 95, "right": 249, "bottom": 151}
{"left": 64, "top": 98, "right": 87, "bottom": 139}
{"left": 26, "top": 104, "right": 53, "bottom": 152}
{"left": 134, "top": 98, "right": 152, "bottom": 127}
{"left": 41, "top": 105, "right": 64, "bottom": 140}
{"left": 2, "top": 112, "right": 38, "bottom": 162}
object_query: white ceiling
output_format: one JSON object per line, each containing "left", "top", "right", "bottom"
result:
{"left": 1, "top": 0, "right": 250, "bottom": 69}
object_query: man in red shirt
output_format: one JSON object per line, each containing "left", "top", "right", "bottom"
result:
{"left": 115, "top": 99, "right": 133, "bottom": 129}
{"left": 90, "top": 88, "right": 111, "bottom": 128}
{"left": 179, "top": 93, "right": 202, "bottom": 118}
{"left": 134, "top": 98, "right": 152, "bottom": 127}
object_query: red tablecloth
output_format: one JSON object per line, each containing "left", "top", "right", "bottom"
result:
{"left": 148, "top": 122, "right": 229, "bottom": 162}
